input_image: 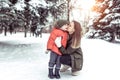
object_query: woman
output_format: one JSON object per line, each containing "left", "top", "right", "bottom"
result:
{"left": 55, "top": 20, "right": 83, "bottom": 76}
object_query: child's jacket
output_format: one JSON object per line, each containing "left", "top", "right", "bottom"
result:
{"left": 47, "top": 28, "right": 68, "bottom": 55}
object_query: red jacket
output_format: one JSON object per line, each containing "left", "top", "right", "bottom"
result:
{"left": 47, "top": 28, "right": 68, "bottom": 55}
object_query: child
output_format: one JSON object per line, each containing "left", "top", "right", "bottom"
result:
{"left": 46, "top": 20, "right": 69, "bottom": 79}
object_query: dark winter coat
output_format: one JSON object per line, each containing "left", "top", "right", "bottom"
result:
{"left": 59, "top": 35, "right": 83, "bottom": 72}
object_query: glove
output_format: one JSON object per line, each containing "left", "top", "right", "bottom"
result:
{"left": 55, "top": 37, "right": 62, "bottom": 47}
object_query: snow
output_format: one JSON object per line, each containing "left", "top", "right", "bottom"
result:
{"left": 14, "top": 0, "right": 26, "bottom": 11}
{"left": 111, "top": 19, "right": 120, "bottom": 24}
{"left": 29, "top": 0, "right": 48, "bottom": 7}
{"left": 13, "top": 0, "right": 47, "bottom": 11}
{"left": 0, "top": 32, "right": 120, "bottom": 80}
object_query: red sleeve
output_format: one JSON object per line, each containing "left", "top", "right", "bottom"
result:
{"left": 47, "top": 30, "right": 57, "bottom": 50}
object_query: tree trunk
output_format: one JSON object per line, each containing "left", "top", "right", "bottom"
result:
{"left": 4, "top": 27, "right": 7, "bottom": 36}
{"left": 67, "top": 0, "right": 70, "bottom": 21}
{"left": 24, "top": 26, "right": 27, "bottom": 37}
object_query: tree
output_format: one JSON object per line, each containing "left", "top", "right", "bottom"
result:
{"left": 46, "top": 0, "right": 68, "bottom": 20}
{"left": 0, "top": 0, "right": 12, "bottom": 36}
{"left": 23, "top": 1, "right": 31, "bottom": 37}
{"left": 24, "top": 0, "right": 31, "bottom": 2}
{"left": 86, "top": 0, "right": 120, "bottom": 42}
{"left": 37, "top": 7, "right": 48, "bottom": 25}
{"left": 9, "top": 0, "right": 18, "bottom": 4}
{"left": 0, "top": 0, "right": 68, "bottom": 37}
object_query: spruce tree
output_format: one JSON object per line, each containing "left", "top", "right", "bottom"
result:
{"left": 86, "top": 0, "right": 120, "bottom": 42}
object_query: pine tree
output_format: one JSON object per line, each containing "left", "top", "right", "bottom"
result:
{"left": 9, "top": 0, "right": 18, "bottom": 4}
{"left": 0, "top": 0, "right": 68, "bottom": 36}
{"left": 45, "top": 0, "right": 67, "bottom": 20}
{"left": 24, "top": 0, "right": 31, "bottom": 2}
{"left": 86, "top": 0, "right": 120, "bottom": 42}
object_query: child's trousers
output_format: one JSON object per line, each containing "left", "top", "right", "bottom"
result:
{"left": 49, "top": 51, "right": 61, "bottom": 69}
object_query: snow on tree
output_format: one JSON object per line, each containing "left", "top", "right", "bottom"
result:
{"left": 45, "top": 0, "right": 68, "bottom": 22}
{"left": 9, "top": 0, "right": 18, "bottom": 4}
{"left": 0, "top": 0, "right": 68, "bottom": 37}
{"left": 85, "top": 0, "right": 120, "bottom": 42}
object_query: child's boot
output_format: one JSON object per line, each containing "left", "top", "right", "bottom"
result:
{"left": 55, "top": 68, "right": 60, "bottom": 79}
{"left": 48, "top": 68, "right": 55, "bottom": 79}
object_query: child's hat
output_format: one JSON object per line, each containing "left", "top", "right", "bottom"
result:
{"left": 55, "top": 20, "right": 69, "bottom": 28}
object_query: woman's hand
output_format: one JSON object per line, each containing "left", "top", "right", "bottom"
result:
{"left": 55, "top": 37, "right": 62, "bottom": 47}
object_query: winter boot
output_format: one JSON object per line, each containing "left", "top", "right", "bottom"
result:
{"left": 71, "top": 71, "right": 80, "bottom": 76}
{"left": 55, "top": 68, "right": 60, "bottom": 79}
{"left": 60, "top": 65, "right": 70, "bottom": 72}
{"left": 48, "top": 68, "right": 55, "bottom": 79}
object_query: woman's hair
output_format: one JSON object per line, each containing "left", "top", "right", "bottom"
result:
{"left": 71, "top": 20, "right": 82, "bottom": 48}
{"left": 54, "top": 20, "right": 69, "bottom": 29}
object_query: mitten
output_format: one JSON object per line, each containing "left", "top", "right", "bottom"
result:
{"left": 55, "top": 37, "right": 62, "bottom": 47}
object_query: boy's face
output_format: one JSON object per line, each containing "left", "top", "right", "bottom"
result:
{"left": 60, "top": 24, "right": 69, "bottom": 31}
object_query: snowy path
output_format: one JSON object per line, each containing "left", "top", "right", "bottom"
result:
{"left": 0, "top": 33, "right": 120, "bottom": 80}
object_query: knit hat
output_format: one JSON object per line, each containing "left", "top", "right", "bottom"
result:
{"left": 54, "top": 20, "right": 69, "bottom": 29}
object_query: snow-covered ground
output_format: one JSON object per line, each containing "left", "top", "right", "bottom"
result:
{"left": 0, "top": 32, "right": 120, "bottom": 80}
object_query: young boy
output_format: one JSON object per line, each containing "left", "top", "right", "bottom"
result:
{"left": 46, "top": 20, "right": 69, "bottom": 79}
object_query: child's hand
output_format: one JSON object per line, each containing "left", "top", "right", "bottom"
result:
{"left": 45, "top": 50, "right": 50, "bottom": 54}
{"left": 55, "top": 37, "right": 62, "bottom": 47}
